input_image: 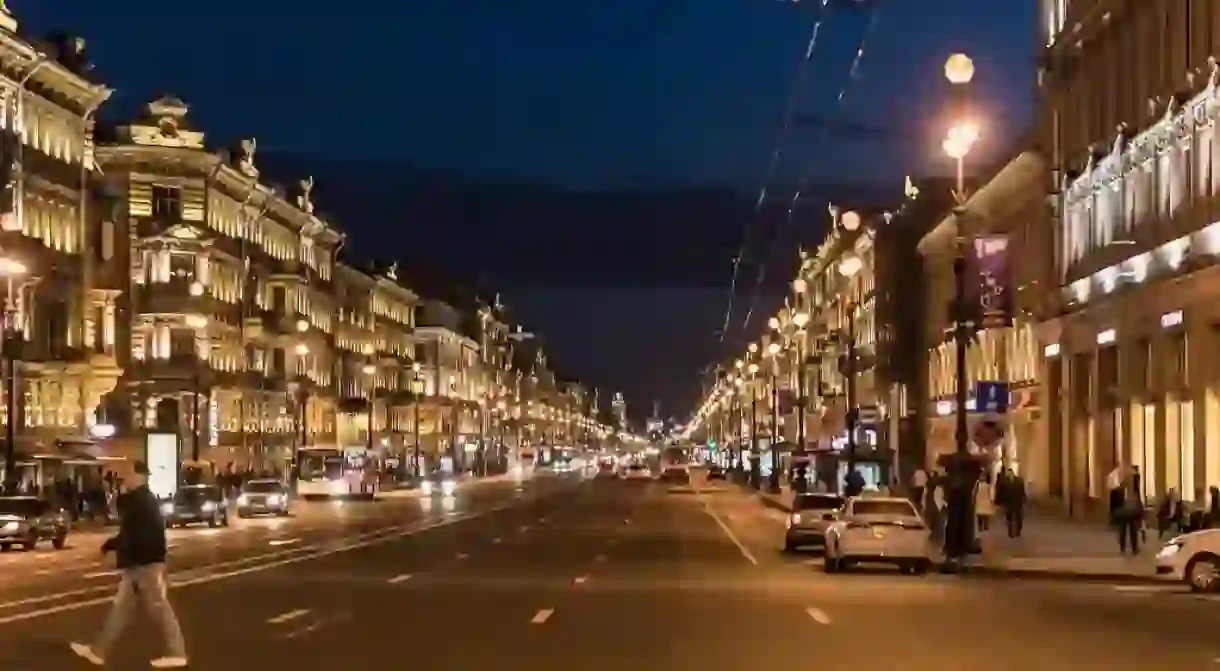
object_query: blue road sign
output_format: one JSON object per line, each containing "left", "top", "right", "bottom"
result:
{"left": 973, "top": 381, "right": 1009, "bottom": 414}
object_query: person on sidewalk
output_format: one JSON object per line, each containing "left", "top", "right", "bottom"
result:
{"left": 1208, "top": 486, "right": 1220, "bottom": 528}
{"left": 995, "top": 468, "right": 1025, "bottom": 539}
{"left": 70, "top": 460, "right": 188, "bottom": 669}
{"left": 974, "top": 472, "right": 995, "bottom": 533}
{"left": 1113, "top": 473, "right": 1143, "bottom": 555}
{"left": 910, "top": 467, "right": 927, "bottom": 512}
{"left": 1156, "top": 489, "right": 1185, "bottom": 540}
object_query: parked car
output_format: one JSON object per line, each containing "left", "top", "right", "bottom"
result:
{"left": 0, "top": 495, "right": 70, "bottom": 551}
{"left": 162, "top": 484, "right": 230, "bottom": 528}
{"left": 823, "top": 496, "right": 931, "bottom": 574}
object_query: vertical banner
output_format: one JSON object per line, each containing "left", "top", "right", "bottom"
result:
{"left": 966, "top": 235, "right": 1014, "bottom": 328}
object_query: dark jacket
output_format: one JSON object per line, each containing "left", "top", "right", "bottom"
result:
{"left": 101, "top": 484, "right": 167, "bottom": 568}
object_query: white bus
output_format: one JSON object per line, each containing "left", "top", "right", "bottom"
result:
{"left": 296, "top": 446, "right": 379, "bottom": 500}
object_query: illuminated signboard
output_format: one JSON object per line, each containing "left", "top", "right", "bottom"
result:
{"left": 145, "top": 432, "right": 179, "bottom": 499}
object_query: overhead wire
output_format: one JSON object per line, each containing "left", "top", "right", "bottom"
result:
{"left": 717, "top": 5, "right": 831, "bottom": 344}
{"left": 739, "top": 2, "right": 880, "bottom": 335}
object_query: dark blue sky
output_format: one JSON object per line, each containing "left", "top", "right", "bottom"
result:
{"left": 23, "top": 0, "right": 1036, "bottom": 420}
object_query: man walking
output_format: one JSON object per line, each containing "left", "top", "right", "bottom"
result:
{"left": 70, "top": 460, "right": 188, "bottom": 668}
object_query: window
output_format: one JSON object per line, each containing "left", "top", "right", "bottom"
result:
{"left": 271, "top": 348, "right": 286, "bottom": 377}
{"left": 151, "top": 185, "right": 181, "bottom": 219}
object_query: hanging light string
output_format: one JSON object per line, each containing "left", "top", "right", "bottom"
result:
{"left": 739, "top": 4, "right": 880, "bottom": 336}
{"left": 717, "top": 4, "right": 831, "bottom": 343}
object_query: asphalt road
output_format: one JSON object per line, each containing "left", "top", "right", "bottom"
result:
{"left": 3, "top": 473, "right": 1220, "bottom": 669}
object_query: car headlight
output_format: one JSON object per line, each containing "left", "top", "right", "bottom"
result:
{"left": 441, "top": 480, "right": 457, "bottom": 495}
{"left": 267, "top": 495, "right": 282, "bottom": 506}
{"left": 237, "top": 495, "right": 250, "bottom": 506}
{"left": 160, "top": 503, "right": 174, "bottom": 516}
{"left": 1, "top": 520, "right": 18, "bottom": 531}
{"left": 201, "top": 501, "right": 216, "bottom": 512}
{"left": 1157, "top": 541, "right": 1183, "bottom": 559}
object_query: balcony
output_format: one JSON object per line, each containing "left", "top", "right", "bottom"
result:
{"left": 135, "top": 281, "right": 217, "bottom": 317}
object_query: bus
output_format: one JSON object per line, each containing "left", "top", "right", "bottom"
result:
{"left": 296, "top": 446, "right": 379, "bottom": 500}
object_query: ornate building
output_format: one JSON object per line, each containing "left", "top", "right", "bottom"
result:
{"left": 1037, "top": 0, "right": 1220, "bottom": 509}
{"left": 0, "top": 20, "right": 116, "bottom": 472}
{"left": 95, "top": 96, "right": 344, "bottom": 468}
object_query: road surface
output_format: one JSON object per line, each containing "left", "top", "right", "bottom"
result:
{"left": 2, "top": 474, "right": 1219, "bottom": 669}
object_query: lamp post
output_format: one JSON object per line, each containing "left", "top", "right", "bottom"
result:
{"left": 766, "top": 339, "right": 782, "bottom": 493}
{"left": 941, "top": 52, "right": 985, "bottom": 568}
{"left": 362, "top": 346, "right": 377, "bottom": 456}
{"left": 0, "top": 257, "right": 25, "bottom": 493}
{"left": 792, "top": 309, "right": 810, "bottom": 454}
{"left": 411, "top": 362, "right": 422, "bottom": 478}
{"left": 747, "top": 346, "right": 760, "bottom": 489}
{"left": 836, "top": 221, "right": 863, "bottom": 488}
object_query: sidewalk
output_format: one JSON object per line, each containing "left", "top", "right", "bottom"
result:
{"left": 738, "top": 480, "right": 1165, "bottom": 584}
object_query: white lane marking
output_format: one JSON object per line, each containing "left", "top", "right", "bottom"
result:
{"left": 268, "top": 538, "right": 300, "bottom": 547}
{"left": 492, "top": 537, "right": 502, "bottom": 544}
{"left": 0, "top": 502, "right": 515, "bottom": 626}
{"left": 700, "top": 501, "right": 758, "bottom": 566}
{"left": 595, "top": 554, "right": 607, "bottom": 562}
{"left": 456, "top": 552, "right": 469, "bottom": 560}
{"left": 806, "top": 607, "right": 832, "bottom": 625}
{"left": 531, "top": 608, "right": 554, "bottom": 623}
{"left": 539, "top": 517, "right": 549, "bottom": 524}
{"left": 83, "top": 571, "right": 120, "bottom": 579}
{"left": 387, "top": 573, "right": 413, "bottom": 584}
{"left": 574, "top": 575, "right": 588, "bottom": 585}
{"left": 518, "top": 525, "right": 530, "bottom": 533}
{"left": 267, "top": 608, "right": 310, "bottom": 625}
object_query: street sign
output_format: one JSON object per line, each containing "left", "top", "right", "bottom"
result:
{"left": 973, "top": 381, "right": 1009, "bottom": 414}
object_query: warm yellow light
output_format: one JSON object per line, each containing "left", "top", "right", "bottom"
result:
{"left": 747, "top": 363, "right": 759, "bottom": 374}
{"left": 412, "top": 362, "right": 421, "bottom": 373}
{"left": 838, "top": 254, "right": 863, "bottom": 278}
{"left": 184, "top": 314, "right": 208, "bottom": 329}
{"left": 362, "top": 343, "right": 374, "bottom": 355}
{"left": 767, "top": 342, "right": 781, "bottom": 356}
{"left": 792, "top": 311, "right": 810, "bottom": 328}
{"left": 840, "top": 210, "right": 861, "bottom": 231}
{"left": 748, "top": 343, "right": 759, "bottom": 354}
{"left": 792, "top": 278, "right": 807, "bottom": 293}
{"left": 295, "top": 319, "right": 309, "bottom": 332}
{"left": 944, "top": 53, "right": 974, "bottom": 84}
{"left": 294, "top": 343, "right": 309, "bottom": 356}
{"left": 0, "top": 259, "right": 26, "bottom": 275}
{"left": 768, "top": 316, "right": 781, "bottom": 330}
{"left": 362, "top": 363, "right": 376, "bottom": 375}
{"left": 735, "top": 359, "right": 744, "bottom": 369}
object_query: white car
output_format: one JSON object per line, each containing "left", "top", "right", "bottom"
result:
{"left": 823, "top": 496, "right": 931, "bottom": 574}
{"left": 1155, "top": 528, "right": 1220, "bottom": 592}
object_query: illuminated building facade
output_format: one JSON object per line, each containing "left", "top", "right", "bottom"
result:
{"left": 1038, "top": 0, "right": 1220, "bottom": 508}
{"left": 0, "top": 19, "right": 117, "bottom": 459}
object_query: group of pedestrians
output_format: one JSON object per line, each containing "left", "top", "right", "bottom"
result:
{"left": 1107, "top": 464, "right": 1220, "bottom": 556}
{"left": 911, "top": 466, "right": 1028, "bottom": 545}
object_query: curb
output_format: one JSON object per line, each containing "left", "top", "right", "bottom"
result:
{"left": 942, "top": 564, "right": 1164, "bottom": 586}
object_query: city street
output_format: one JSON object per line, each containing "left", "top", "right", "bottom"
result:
{"left": 1, "top": 474, "right": 1218, "bottom": 669}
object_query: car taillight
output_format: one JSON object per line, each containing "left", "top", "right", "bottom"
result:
{"left": 789, "top": 513, "right": 801, "bottom": 525}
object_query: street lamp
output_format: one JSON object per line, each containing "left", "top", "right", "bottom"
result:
{"left": 792, "top": 311, "right": 810, "bottom": 464}
{"left": 411, "top": 362, "right": 423, "bottom": 478}
{"left": 0, "top": 257, "right": 25, "bottom": 493}
{"left": 942, "top": 52, "right": 985, "bottom": 569}
{"left": 766, "top": 341, "right": 782, "bottom": 493}
{"left": 837, "top": 243, "right": 862, "bottom": 489}
{"left": 362, "top": 360, "right": 377, "bottom": 455}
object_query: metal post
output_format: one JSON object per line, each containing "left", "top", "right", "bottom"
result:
{"left": 191, "top": 371, "right": 201, "bottom": 462}
{"left": 953, "top": 249, "right": 969, "bottom": 456}
{"left": 797, "top": 340, "right": 806, "bottom": 451}
{"left": 845, "top": 318, "right": 857, "bottom": 475}
{"left": 768, "top": 369, "right": 780, "bottom": 493}
{"left": 413, "top": 391, "right": 421, "bottom": 477}
{"left": 2, "top": 330, "right": 14, "bottom": 494}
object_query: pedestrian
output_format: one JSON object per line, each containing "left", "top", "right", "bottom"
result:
{"left": 974, "top": 473, "right": 994, "bottom": 533}
{"left": 1114, "top": 473, "right": 1143, "bottom": 555}
{"left": 910, "top": 466, "right": 927, "bottom": 512}
{"left": 70, "top": 460, "right": 188, "bottom": 668}
{"left": 1208, "top": 486, "right": 1220, "bottom": 528}
{"left": 996, "top": 468, "right": 1025, "bottom": 538}
{"left": 1156, "top": 489, "right": 1184, "bottom": 540}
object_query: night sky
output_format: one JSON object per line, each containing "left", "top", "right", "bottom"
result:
{"left": 24, "top": 0, "right": 1035, "bottom": 424}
